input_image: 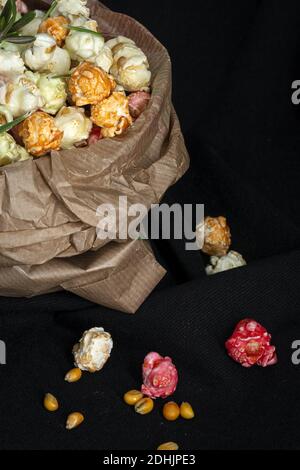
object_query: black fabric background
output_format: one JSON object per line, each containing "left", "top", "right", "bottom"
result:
{"left": 0, "top": 0, "right": 300, "bottom": 450}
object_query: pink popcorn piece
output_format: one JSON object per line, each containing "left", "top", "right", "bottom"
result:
{"left": 225, "top": 319, "right": 278, "bottom": 368}
{"left": 141, "top": 352, "right": 178, "bottom": 399}
{"left": 16, "top": 0, "right": 28, "bottom": 14}
{"left": 128, "top": 91, "right": 151, "bottom": 119}
{"left": 88, "top": 125, "right": 102, "bottom": 146}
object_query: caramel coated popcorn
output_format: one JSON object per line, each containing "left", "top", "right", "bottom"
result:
{"left": 16, "top": 111, "right": 63, "bottom": 157}
{"left": 68, "top": 62, "right": 115, "bottom": 107}
{"left": 197, "top": 216, "right": 231, "bottom": 257}
{"left": 91, "top": 92, "right": 132, "bottom": 138}
{"left": 38, "top": 16, "right": 70, "bottom": 46}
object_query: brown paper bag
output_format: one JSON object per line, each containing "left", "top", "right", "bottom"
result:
{"left": 0, "top": 0, "right": 190, "bottom": 313}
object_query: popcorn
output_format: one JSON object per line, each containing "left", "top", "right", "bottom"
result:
{"left": 20, "top": 10, "right": 44, "bottom": 36}
{"left": 0, "top": 1, "right": 153, "bottom": 159}
{"left": 37, "top": 74, "right": 67, "bottom": 115}
{"left": 53, "top": 0, "right": 90, "bottom": 21}
{"left": 95, "top": 45, "right": 113, "bottom": 73}
{"left": 38, "top": 16, "right": 70, "bottom": 46}
{"left": 226, "top": 319, "right": 278, "bottom": 368}
{"left": 88, "top": 125, "right": 102, "bottom": 146}
{"left": 0, "top": 105, "right": 13, "bottom": 125}
{"left": 23, "top": 33, "right": 57, "bottom": 71}
{"left": 69, "top": 15, "right": 87, "bottom": 26}
{"left": 0, "top": 49, "right": 25, "bottom": 78}
{"left": 106, "top": 36, "right": 135, "bottom": 50}
{"left": 0, "top": 74, "right": 45, "bottom": 118}
{"left": 46, "top": 46, "right": 71, "bottom": 75}
{"left": 142, "top": 352, "right": 178, "bottom": 399}
{"left": 128, "top": 91, "right": 151, "bottom": 119}
{"left": 107, "top": 36, "right": 151, "bottom": 92}
{"left": 23, "top": 34, "right": 71, "bottom": 75}
{"left": 0, "top": 133, "right": 31, "bottom": 167}
{"left": 91, "top": 92, "right": 132, "bottom": 138}
{"left": 15, "top": 111, "right": 63, "bottom": 157}
{"left": 16, "top": 0, "right": 28, "bottom": 13}
{"left": 64, "top": 19, "right": 105, "bottom": 63}
{"left": 68, "top": 62, "right": 115, "bottom": 106}
{"left": 115, "top": 84, "right": 125, "bottom": 93}
{"left": 0, "top": 74, "right": 8, "bottom": 89}
{"left": 0, "top": 41, "right": 30, "bottom": 58}
{"left": 0, "top": 0, "right": 28, "bottom": 13}
{"left": 206, "top": 251, "right": 247, "bottom": 276}
{"left": 197, "top": 216, "right": 231, "bottom": 257}
{"left": 54, "top": 106, "right": 92, "bottom": 149}
{"left": 73, "top": 327, "right": 113, "bottom": 373}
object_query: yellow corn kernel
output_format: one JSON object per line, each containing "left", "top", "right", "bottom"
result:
{"left": 43, "top": 393, "right": 59, "bottom": 412}
{"left": 135, "top": 397, "right": 154, "bottom": 415}
{"left": 66, "top": 412, "right": 85, "bottom": 430}
{"left": 162, "top": 402, "right": 180, "bottom": 422}
{"left": 157, "top": 442, "right": 179, "bottom": 451}
{"left": 65, "top": 368, "right": 82, "bottom": 383}
{"left": 124, "top": 390, "right": 144, "bottom": 406}
{"left": 180, "top": 402, "right": 195, "bottom": 420}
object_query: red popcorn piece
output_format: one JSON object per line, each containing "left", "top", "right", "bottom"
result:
{"left": 88, "top": 125, "right": 102, "bottom": 146}
{"left": 141, "top": 352, "right": 178, "bottom": 399}
{"left": 225, "top": 319, "right": 278, "bottom": 368}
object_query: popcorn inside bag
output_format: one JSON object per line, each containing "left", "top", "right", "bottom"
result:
{"left": 0, "top": 0, "right": 152, "bottom": 166}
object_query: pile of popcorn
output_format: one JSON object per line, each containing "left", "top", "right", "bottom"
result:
{"left": 0, "top": 0, "right": 152, "bottom": 166}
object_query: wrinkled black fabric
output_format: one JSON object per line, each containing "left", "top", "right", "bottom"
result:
{"left": 0, "top": 0, "right": 300, "bottom": 450}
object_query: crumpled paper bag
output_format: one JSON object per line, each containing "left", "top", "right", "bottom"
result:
{"left": 0, "top": 0, "right": 190, "bottom": 313}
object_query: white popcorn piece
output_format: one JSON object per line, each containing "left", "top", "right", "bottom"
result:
{"left": 106, "top": 36, "right": 151, "bottom": 92}
{"left": 0, "top": 74, "right": 45, "bottom": 118}
{"left": 0, "top": 133, "right": 31, "bottom": 167}
{"left": 64, "top": 19, "right": 105, "bottom": 63}
{"left": 23, "top": 33, "right": 71, "bottom": 75}
{"left": 0, "top": 42, "right": 25, "bottom": 56}
{"left": 45, "top": 46, "right": 71, "bottom": 75}
{"left": 54, "top": 106, "right": 92, "bottom": 149}
{"left": 23, "top": 33, "right": 57, "bottom": 72}
{"left": 0, "top": 49, "right": 25, "bottom": 78}
{"left": 37, "top": 74, "right": 67, "bottom": 115}
{"left": 206, "top": 251, "right": 247, "bottom": 276}
{"left": 95, "top": 45, "right": 113, "bottom": 73}
{"left": 70, "top": 15, "right": 88, "bottom": 26}
{"left": 0, "top": 104, "right": 13, "bottom": 124}
{"left": 73, "top": 327, "right": 113, "bottom": 373}
{"left": 53, "top": 0, "right": 90, "bottom": 21}
{"left": 20, "top": 10, "right": 44, "bottom": 36}
{"left": 106, "top": 36, "right": 135, "bottom": 50}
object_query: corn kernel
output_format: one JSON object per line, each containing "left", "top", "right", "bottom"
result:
{"left": 124, "top": 390, "right": 144, "bottom": 406}
{"left": 43, "top": 393, "right": 59, "bottom": 412}
{"left": 135, "top": 397, "right": 154, "bottom": 415}
{"left": 162, "top": 402, "right": 180, "bottom": 422}
{"left": 66, "top": 412, "right": 84, "bottom": 430}
{"left": 65, "top": 368, "right": 82, "bottom": 383}
{"left": 180, "top": 402, "right": 195, "bottom": 420}
{"left": 157, "top": 442, "right": 179, "bottom": 451}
